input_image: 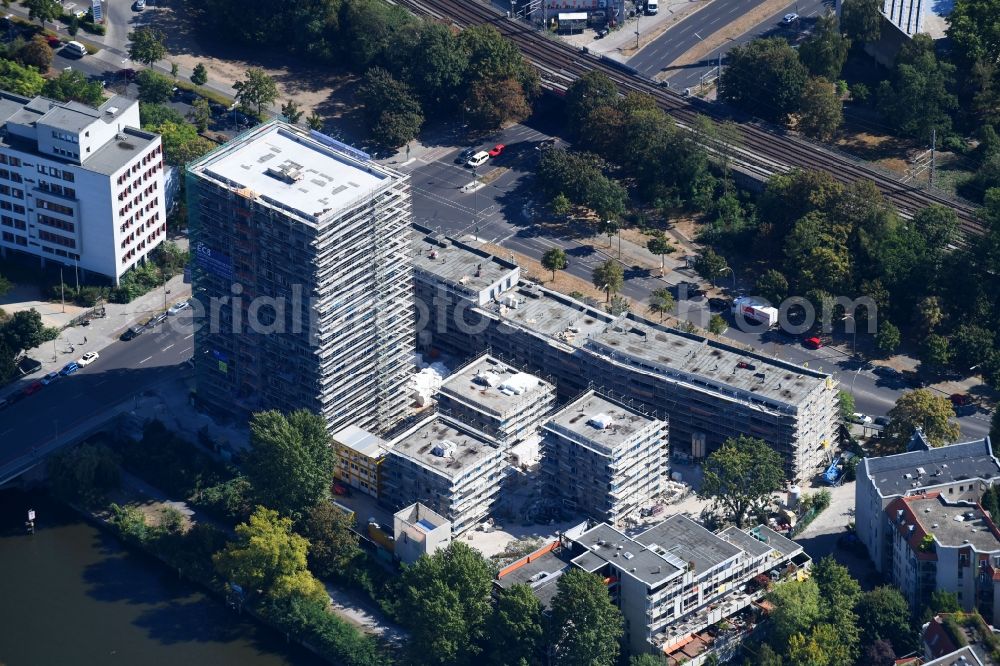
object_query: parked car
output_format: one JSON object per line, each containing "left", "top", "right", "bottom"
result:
{"left": 872, "top": 365, "right": 901, "bottom": 379}
{"left": 950, "top": 393, "right": 972, "bottom": 407}
{"left": 41, "top": 371, "right": 59, "bottom": 385}
{"left": 803, "top": 336, "right": 822, "bottom": 350}
{"left": 78, "top": 351, "right": 99, "bottom": 366}
{"left": 167, "top": 300, "right": 190, "bottom": 316}
{"left": 62, "top": 41, "right": 87, "bottom": 58}
{"left": 488, "top": 143, "right": 505, "bottom": 157}
{"left": 121, "top": 325, "right": 144, "bottom": 341}
{"left": 45, "top": 35, "right": 60, "bottom": 48}
{"left": 60, "top": 361, "right": 80, "bottom": 376}
{"left": 134, "top": 0, "right": 146, "bottom": 10}
{"left": 851, "top": 412, "right": 873, "bottom": 425}
{"left": 455, "top": 147, "right": 477, "bottom": 164}
{"left": 782, "top": 12, "right": 799, "bottom": 24}
{"left": 23, "top": 381, "right": 43, "bottom": 395}
{"left": 874, "top": 416, "right": 891, "bottom": 427}
{"left": 595, "top": 27, "right": 609, "bottom": 38}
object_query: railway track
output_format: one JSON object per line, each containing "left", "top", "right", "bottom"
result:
{"left": 396, "top": 0, "right": 986, "bottom": 239}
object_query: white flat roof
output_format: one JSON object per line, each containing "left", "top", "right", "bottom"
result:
{"left": 191, "top": 122, "right": 394, "bottom": 226}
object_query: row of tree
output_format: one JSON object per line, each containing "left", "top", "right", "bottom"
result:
{"left": 195, "top": 0, "right": 538, "bottom": 146}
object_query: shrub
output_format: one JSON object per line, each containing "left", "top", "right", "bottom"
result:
{"left": 263, "top": 594, "right": 389, "bottom": 666}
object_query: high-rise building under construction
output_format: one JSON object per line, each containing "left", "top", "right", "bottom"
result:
{"left": 186, "top": 121, "right": 414, "bottom": 433}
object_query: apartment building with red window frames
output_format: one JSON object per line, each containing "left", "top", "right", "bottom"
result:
{"left": 0, "top": 90, "right": 165, "bottom": 284}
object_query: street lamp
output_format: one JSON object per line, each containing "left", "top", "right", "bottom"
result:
{"left": 719, "top": 266, "right": 735, "bottom": 292}
{"left": 842, "top": 313, "right": 857, "bottom": 358}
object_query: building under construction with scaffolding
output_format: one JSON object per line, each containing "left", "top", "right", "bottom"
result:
{"left": 414, "top": 235, "right": 839, "bottom": 482}
{"left": 187, "top": 121, "right": 414, "bottom": 434}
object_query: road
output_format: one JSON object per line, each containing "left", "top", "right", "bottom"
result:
{"left": 628, "top": 0, "right": 830, "bottom": 87}
{"left": 406, "top": 121, "right": 992, "bottom": 442}
{"left": 0, "top": 313, "right": 194, "bottom": 468}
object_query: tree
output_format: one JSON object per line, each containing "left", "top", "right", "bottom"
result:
{"left": 190, "top": 62, "right": 208, "bottom": 86}
{"left": 877, "top": 34, "right": 957, "bottom": 140}
{"left": 548, "top": 568, "right": 623, "bottom": 666}
{"left": 856, "top": 586, "right": 916, "bottom": 652}
{"left": 128, "top": 27, "right": 167, "bottom": 66}
{"left": 0, "top": 59, "right": 44, "bottom": 97}
{"left": 646, "top": 231, "right": 674, "bottom": 274}
{"left": 245, "top": 409, "right": 336, "bottom": 519}
{"left": 190, "top": 97, "right": 211, "bottom": 133}
{"left": 840, "top": 0, "right": 882, "bottom": 43}
{"left": 756, "top": 644, "right": 784, "bottom": 666}
{"left": 693, "top": 248, "right": 729, "bottom": 284}
{"left": 299, "top": 502, "right": 360, "bottom": 579}
{"left": 1, "top": 309, "right": 46, "bottom": 353}
{"left": 42, "top": 69, "right": 104, "bottom": 106}
{"left": 718, "top": 37, "right": 809, "bottom": 123}
{"left": 951, "top": 324, "right": 995, "bottom": 370}
{"left": 18, "top": 35, "right": 53, "bottom": 71}
{"left": 392, "top": 22, "right": 468, "bottom": 112}
{"left": 929, "top": 590, "right": 961, "bottom": 614}
{"left": 992, "top": 408, "right": 1000, "bottom": 449}
{"left": 708, "top": 314, "right": 727, "bottom": 335}
{"left": 592, "top": 260, "right": 624, "bottom": 302}
{"left": 144, "top": 120, "right": 214, "bottom": 166}
{"left": 307, "top": 113, "right": 324, "bottom": 131}
{"left": 47, "top": 442, "right": 120, "bottom": 506}
{"left": 550, "top": 193, "right": 571, "bottom": 217}
{"left": 399, "top": 541, "right": 494, "bottom": 666}
{"left": 883, "top": 389, "right": 961, "bottom": 452}
{"left": 234, "top": 67, "right": 279, "bottom": 116}
{"left": 798, "top": 13, "right": 850, "bottom": 80}
{"left": 135, "top": 70, "right": 174, "bottom": 104}
{"left": 565, "top": 71, "right": 619, "bottom": 136}
{"left": 699, "top": 435, "right": 784, "bottom": 527}
{"left": 358, "top": 67, "right": 423, "bottom": 149}
{"left": 67, "top": 15, "right": 79, "bottom": 36}
{"left": 862, "top": 639, "right": 897, "bottom": 666}
{"left": 281, "top": 100, "right": 304, "bottom": 124}
{"left": 541, "top": 248, "right": 568, "bottom": 281}
{"left": 919, "top": 333, "right": 953, "bottom": 372}
{"left": 756, "top": 269, "right": 789, "bottom": 304}
{"left": 486, "top": 584, "right": 544, "bottom": 666}
{"left": 465, "top": 76, "right": 532, "bottom": 130}
{"left": 787, "top": 624, "right": 851, "bottom": 666}
{"left": 213, "top": 506, "right": 327, "bottom": 604}
{"left": 24, "top": 0, "right": 60, "bottom": 29}
{"left": 598, "top": 218, "right": 620, "bottom": 248}
{"left": 768, "top": 578, "right": 822, "bottom": 646}
{"left": 837, "top": 390, "right": 856, "bottom": 422}
{"left": 798, "top": 77, "right": 843, "bottom": 141}
{"left": 876, "top": 321, "right": 901, "bottom": 355}
{"left": 648, "top": 288, "right": 674, "bottom": 322}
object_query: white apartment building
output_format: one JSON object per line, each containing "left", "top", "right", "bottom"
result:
{"left": 542, "top": 390, "right": 668, "bottom": 526}
{"left": 0, "top": 91, "right": 165, "bottom": 284}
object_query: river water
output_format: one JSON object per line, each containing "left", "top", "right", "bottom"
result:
{"left": 0, "top": 489, "right": 322, "bottom": 666}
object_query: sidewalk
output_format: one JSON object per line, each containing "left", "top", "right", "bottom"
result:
{"left": 2, "top": 273, "right": 190, "bottom": 397}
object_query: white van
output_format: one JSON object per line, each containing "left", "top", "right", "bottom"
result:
{"left": 466, "top": 151, "right": 489, "bottom": 168}
{"left": 64, "top": 41, "right": 87, "bottom": 57}
{"left": 645, "top": 0, "right": 658, "bottom": 14}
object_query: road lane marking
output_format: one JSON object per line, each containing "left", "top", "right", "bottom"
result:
{"left": 95, "top": 380, "right": 108, "bottom": 386}
{"left": 180, "top": 347, "right": 191, "bottom": 354}
{"left": 184, "top": 334, "right": 194, "bottom": 340}
{"left": 162, "top": 344, "right": 174, "bottom": 351}
{"left": 139, "top": 356, "right": 152, "bottom": 364}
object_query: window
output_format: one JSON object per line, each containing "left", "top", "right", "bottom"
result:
{"left": 38, "top": 229, "right": 75, "bottom": 248}
{"left": 37, "top": 214, "right": 74, "bottom": 233}
{"left": 62, "top": 171, "right": 74, "bottom": 183}
{"left": 1, "top": 231, "right": 11, "bottom": 242}
{"left": 37, "top": 198, "right": 73, "bottom": 216}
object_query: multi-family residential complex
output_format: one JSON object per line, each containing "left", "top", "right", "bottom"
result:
{"left": 187, "top": 121, "right": 414, "bottom": 434}
{"left": 856, "top": 438, "right": 1000, "bottom": 620}
{"left": 381, "top": 413, "right": 505, "bottom": 535}
{"left": 496, "top": 515, "right": 809, "bottom": 664}
{"left": 436, "top": 354, "right": 556, "bottom": 448}
{"left": 541, "top": 390, "right": 669, "bottom": 525}
{"left": 412, "top": 229, "right": 838, "bottom": 482}
{"left": 0, "top": 91, "right": 165, "bottom": 284}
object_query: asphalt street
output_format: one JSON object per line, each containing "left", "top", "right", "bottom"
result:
{"left": 629, "top": 0, "right": 831, "bottom": 87}
{"left": 0, "top": 313, "right": 194, "bottom": 467}
{"left": 407, "top": 123, "right": 992, "bottom": 442}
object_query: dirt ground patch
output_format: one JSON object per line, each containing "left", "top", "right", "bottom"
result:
{"left": 147, "top": 1, "right": 360, "bottom": 119}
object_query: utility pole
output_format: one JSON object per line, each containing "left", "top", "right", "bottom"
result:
{"left": 930, "top": 128, "right": 936, "bottom": 188}
{"left": 59, "top": 266, "right": 65, "bottom": 313}
{"left": 635, "top": 12, "right": 640, "bottom": 49}
{"left": 73, "top": 258, "right": 79, "bottom": 292}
